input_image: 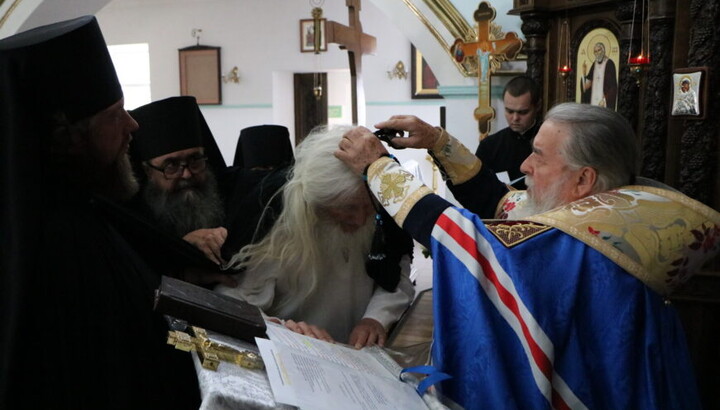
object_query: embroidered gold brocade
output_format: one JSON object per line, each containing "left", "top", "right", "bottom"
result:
{"left": 396, "top": 186, "right": 434, "bottom": 227}
{"left": 428, "top": 128, "right": 482, "bottom": 185}
{"left": 485, "top": 220, "right": 552, "bottom": 247}
{"left": 524, "top": 186, "right": 720, "bottom": 296}
{"left": 367, "top": 156, "right": 432, "bottom": 227}
{"left": 378, "top": 171, "right": 411, "bottom": 207}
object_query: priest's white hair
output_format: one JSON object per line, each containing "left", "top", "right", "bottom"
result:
{"left": 227, "top": 125, "right": 372, "bottom": 308}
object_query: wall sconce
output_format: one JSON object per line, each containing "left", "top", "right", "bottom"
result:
{"left": 387, "top": 61, "right": 408, "bottom": 80}
{"left": 628, "top": 0, "right": 651, "bottom": 86}
{"left": 222, "top": 66, "right": 240, "bottom": 84}
{"left": 191, "top": 28, "right": 203, "bottom": 46}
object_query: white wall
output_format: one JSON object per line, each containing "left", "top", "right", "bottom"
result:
{"left": 95, "top": 0, "right": 454, "bottom": 179}
{"left": 92, "top": 0, "right": 528, "bottom": 183}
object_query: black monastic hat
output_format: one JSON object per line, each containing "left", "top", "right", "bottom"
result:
{"left": 130, "top": 96, "right": 227, "bottom": 174}
{"left": 0, "top": 15, "right": 122, "bottom": 123}
{"left": 234, "top": 124, "right": 294, "bottom": 168}
{"left": 130, "top": 96, "right": 204, "bottom": 161}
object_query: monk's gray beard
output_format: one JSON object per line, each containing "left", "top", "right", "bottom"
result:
{"left": 514, "top": 175, "right": 567, "bottom": 218}
{"left": 143, "top": 172, "right": 225, "bottom": 237}
{"left": 281, "top": 217, "right": 373, "bottom": 300}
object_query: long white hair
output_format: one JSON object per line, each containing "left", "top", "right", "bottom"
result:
{"left": 227, "top": 125, "right": 371, "bottom": 306}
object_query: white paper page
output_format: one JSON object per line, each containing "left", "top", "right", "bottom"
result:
{"left": 495, "top": 171, "right": 510, "bottom": 184}
{"left": 261, "top": 335, "right": 427, "bottom": 410}
{"left": 256, "top": 338, "right": 299, "bottom": 407}
{"left": 265, "top": 323, "right": 392, "bottom": 378}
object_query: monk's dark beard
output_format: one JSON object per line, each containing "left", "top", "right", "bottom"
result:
{"left": 143, "top": 171, "right": 225, "bottom": 237}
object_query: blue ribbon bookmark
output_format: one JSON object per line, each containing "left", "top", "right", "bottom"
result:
{"left": 400, "top": 365, "right": 452, "bottom": 396}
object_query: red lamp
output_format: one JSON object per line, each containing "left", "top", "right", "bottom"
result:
{"left": 629, "top": 54, "right": 650, "bottom": 65}
{"left": 557, "top": 20, "right": 571, "bottom": 81}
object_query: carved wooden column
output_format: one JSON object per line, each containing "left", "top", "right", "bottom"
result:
{"left": 639, "top": 0, "right": 676, "bottom": 181}
{"left": 615, "top": 1, "right": 642, "bottom": 128}
{"left": 679, "top": 0, "right": 720, "bottom": 205}
{"left": 520, "top": 12, "right": 550, "bottom": 105}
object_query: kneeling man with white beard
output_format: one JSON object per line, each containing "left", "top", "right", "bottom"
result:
{"left": 217, "top": 126, "right": 415, "bottom": 348}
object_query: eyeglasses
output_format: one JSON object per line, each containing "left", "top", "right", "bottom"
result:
{"left": 146, "top": 156, "right": 208, "bottom": 179}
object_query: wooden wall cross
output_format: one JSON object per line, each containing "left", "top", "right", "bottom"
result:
{"left": 325, "top": 0, "right": 376, "bottom": 124}
{"left": 450, "top": 2, "right": 522, "bottom": 138}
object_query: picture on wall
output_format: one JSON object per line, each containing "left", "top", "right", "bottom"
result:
{"left": 411, "top": 45, "right": 442, "bottom": 99}
{"left": 575, "top": 27, "right": 619, "bottom": 111}
{"left": 179, "top": 46, "right": 222, "bottom": 105}
{"left": 671, "top": 67, "right": 707, "bottom": 119}
{"left": 300, "top": 19, "right": 327, "bottom": 53}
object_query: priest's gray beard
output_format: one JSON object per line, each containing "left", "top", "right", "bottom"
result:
{"left": 143, "top": 172, "right": 224, "bottom": 237}
{"left": 512, "top": 174, "right": 568, "bottom": 219}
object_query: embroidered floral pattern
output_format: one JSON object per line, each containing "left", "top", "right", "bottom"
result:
{"left": 377, "top": 171, "right": 411, "bottom": 207}
{"left": 486, "top": 221, "right": 551, "bottom": 248}
{"left": 526, "top": 187, "right": 720, "bottom": 295}
{"left": 666, "top": 223, "right": 720, "bottom": 287}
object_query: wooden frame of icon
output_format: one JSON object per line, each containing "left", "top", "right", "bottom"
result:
{"left": 179, "top": 46, "right": 222, "bottom": 105}
{"left": 411, "top": 45, "right": 442, "bottom": 99}
{"left": 300, "top": 19, "right": 327, "bottom": 53}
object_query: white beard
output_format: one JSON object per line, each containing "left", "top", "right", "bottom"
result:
{"left": 511, "top": 175, "right": 568, "bottom": 219}
{"left": 316, "top": 217, "right": 373, "bottom": 269}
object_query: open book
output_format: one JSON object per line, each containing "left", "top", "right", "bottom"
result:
{"left": 257, "top": 322, "right": 439, "bottom": 410}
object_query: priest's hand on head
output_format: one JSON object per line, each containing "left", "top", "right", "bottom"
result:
{"left": 283, "top": 319, "right": 335, "bottom": 343}
{"left": 349, "top": 318, "right": 386, "bottom": 349}
{"left": 183, "top": 227, "right": 228, "bottom": 265}
{"left": 374, "top": 115, "right": 441, "bottom": 150}
{"left": 335, "top": 126, "right": 388, "bottom": 175}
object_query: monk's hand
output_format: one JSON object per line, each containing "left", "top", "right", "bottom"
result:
{"left": 283, "top": 319, "right": 335, "bottom": 343}
{"left": 374, "top": 115, "right": 441, "bottom": 150}
{"left": 348, "top": 318, "right": 386, "bottom": 349}
{"left": 183, "top": 227, "right": 228, "bottom": 265}
{"left": 335, "top": 126, "right": 388, "bottom": 175}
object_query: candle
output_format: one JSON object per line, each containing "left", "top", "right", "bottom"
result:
{"left": 559, "top": 65, "right": 572, "bottom": 73}
{"left": 629, "top": 55, "right": 650, "bottom": 65}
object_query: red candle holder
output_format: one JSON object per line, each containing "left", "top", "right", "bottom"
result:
{"left": 628, "top": 55, "right": 650, "bottom": 65}
{"left": 628, "top": 54, "right": 650, "bottom": 86}
{"left": 558, "top": 65, "right": 572, "bottom": 79}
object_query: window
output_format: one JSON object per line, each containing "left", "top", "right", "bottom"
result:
{"left": 108, "top": 43, "right": 151, "bottom": 110}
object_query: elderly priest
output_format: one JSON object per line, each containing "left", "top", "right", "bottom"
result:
{"left": 335, "top": 103, "right": 720, "bottom": 409}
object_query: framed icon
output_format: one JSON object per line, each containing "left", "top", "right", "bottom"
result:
{"left": 300, "top": 19, "right": 327, "bottom": 53}
{"left": 179, "top": 46, "right": 221, "bottom": 105}
{"left": 575, "top": 27, "right": 619, "bottom": 111}
{"left": 411, "top": 45, "right": 442, "bottom": 99}
{"left": 671, "top": 67, "right": 707, "bottom": 119}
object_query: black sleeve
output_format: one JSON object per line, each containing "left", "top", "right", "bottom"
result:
{"left": 447, "top": 165, "right": 509, "bottom": 219}
{"left": 401, "top": 194, "right": 453, "bottom": 249}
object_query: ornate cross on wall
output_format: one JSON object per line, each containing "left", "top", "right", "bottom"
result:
{"left": 450, "top": 2, "right": 522, "bottom": 139}
{"left": 325, "top": 0, "right": 376, "bottom": 124}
